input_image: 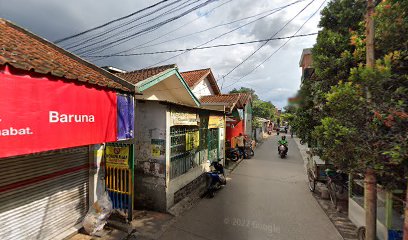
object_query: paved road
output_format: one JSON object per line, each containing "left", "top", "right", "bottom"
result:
{"left": 159, "top": 135, "right": 343, "bottom": 240}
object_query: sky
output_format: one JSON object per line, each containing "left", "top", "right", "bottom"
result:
{"left": 0, "top": 0, "right": 326, "bottom": 108}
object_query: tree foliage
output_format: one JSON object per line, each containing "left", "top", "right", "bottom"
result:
{"left": 229, "top": 87, "right": 259, "bottom": 100}
{"left": 293, "top": 0, "right": 408, "bottom": 189}
{"left": 229, "top": 87, "right": 276, "bottom": 121}
{"left": 252, "top": 100, "right": 275, "bottom": 120}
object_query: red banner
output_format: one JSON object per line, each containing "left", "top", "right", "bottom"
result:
{"left": 0, "top": 66, "right": 117, "bottom": 158}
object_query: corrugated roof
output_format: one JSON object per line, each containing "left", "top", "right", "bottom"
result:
{"left": 116, "top": 64, "right": 177, "bottom": 84}
{"left": 0, "top": 18, "right": 133, "bottom": 92}
{"left": 181, "top": 68, "right": 221, "bottom": 95}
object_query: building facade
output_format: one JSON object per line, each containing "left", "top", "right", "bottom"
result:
{"left": 0, "top": 19, "right": 135, "bottom": 240}
{"left": 115, "top": 65, "right": 225, "bottom": 212}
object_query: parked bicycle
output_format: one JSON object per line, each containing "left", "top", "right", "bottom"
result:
{"left": 325, "top": 168, "right": 349, "bottom": 207}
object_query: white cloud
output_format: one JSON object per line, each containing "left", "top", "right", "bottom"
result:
{"left": 0, "top": 0, "right": 327, "bottom": 107}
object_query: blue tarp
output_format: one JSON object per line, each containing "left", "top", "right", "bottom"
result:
{"left": 117, "top": 95, "right": 134, "bottom": 140}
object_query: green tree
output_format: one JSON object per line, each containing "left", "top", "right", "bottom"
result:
{"left": 229, "top": 87, "right": 259, "bottom": 100}
{"left": 252, "top": 100, "right": 275, "bottom": 119}
{"left": 294, "top": 0, "right": 366, "bottom": 146}
{"left": 229, "top": 88, "right": 276, "bottom": 121}
{"left": 309, "top": 0, "right": 408, "bottom": 189}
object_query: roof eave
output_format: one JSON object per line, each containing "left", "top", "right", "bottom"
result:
{"left": 137, "top": 68, "right": 200, "bottom": 107}
{"left": 2, "top": 19, "right": 137, "bottom": 93}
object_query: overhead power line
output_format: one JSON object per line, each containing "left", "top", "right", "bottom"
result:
{"left": 140, "top": 0, "right": 306, "bottom": 69}
{"left": 94, "top": 0, "right": 234, "bottom": 57}
{"left": 86, "top": 33, "right": 317, "bottom": 57}
{"left": 63, "top": 0, "right": 189, "bottom": 50}
{"left": 76, "top": 0, "right": 218, "bottom": 56}
{"left": 91, "top": 1, "right": 299, "bottom": 58}
{"left": 224, "top": 0, "right": 327, "bottom": 90}
{"left": 54, "top": 0, "right": 174, "bottom": 44}
{"left": 221, "top": 0, "right": 315, "bottom": 80}
{"left": 71, "top": 0, "right": 205, "bottom": 53}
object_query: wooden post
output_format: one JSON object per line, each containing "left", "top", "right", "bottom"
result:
{"left": 365, "top": 1, "right": 377, "bottom": 239}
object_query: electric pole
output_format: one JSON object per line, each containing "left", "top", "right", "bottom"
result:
{"left": 365, "top": 0, "right": 377, "bottom": 240}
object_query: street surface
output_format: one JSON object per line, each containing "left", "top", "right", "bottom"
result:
{"left": 159, "top": 134, "right": 343, "bottom": 240}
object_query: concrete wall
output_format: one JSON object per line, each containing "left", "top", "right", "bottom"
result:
{"left": 226, "top": 120, "right": 244, "bottom": 147}
{"left": 89, "top": 144, "right": 105, "bottom": 206}
{"left": 134, "top": 101, "right": 167, "bottom": 211}
{"left": 134, "top": 102, "right": 226, "bottom": 212}
{"left": 219, "top": 127, "right": 225, "bottom": 161}
{"left": 254, "top": 128, "right": 262, "bottom": 142}
{"left": 191, "top": 77, "right": 214, "bottom": 99}
{"left": 244, "top": 104, "right": 252, "bottom": 137}
{"left": 166, "top": 164, "right": 209, "bottom": 208}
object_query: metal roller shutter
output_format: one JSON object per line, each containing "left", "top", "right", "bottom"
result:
{"left": 0, "top": 146, "right": 89, "bottom": 240}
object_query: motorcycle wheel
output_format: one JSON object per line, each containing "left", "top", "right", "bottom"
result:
{"left": 250, "top": 149, "right": 254, "bottom": 156}
{"left": 244, "top": 151, "right": 251, "bottom": 159}
{"left": 230, "top": 153, "right": 239, "bottom": 162}
{"left": 280, "top": 153, "right": 285, "bottom": 159}
{"left": 239, "top": 153, "right": 244, "bottom": 160}
{"left": 209, "top": 190, "right": 215, "bottom": 198}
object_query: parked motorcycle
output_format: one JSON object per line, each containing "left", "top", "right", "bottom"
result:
{"left": 226, "top": 147, "right": 240, "bottom": 162}
{"left": 278, "top": 144, "right": 287, "bottom": 158}
{"left": 244, "top": 141, "right": 255, "bottom": 159}
{"left": 205, "top": 160, "right": 226, "bottom": 198}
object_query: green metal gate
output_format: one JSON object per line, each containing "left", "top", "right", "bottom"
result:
{"left": 208, "top": 128, "right": 219, "bottom": 161}
{"left": 170, "top": 126, "right": 199, "bottom": 179}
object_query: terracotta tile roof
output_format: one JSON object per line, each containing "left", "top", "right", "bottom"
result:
{"left": 181, "top": 68, "right": 221, "bottom": 95}
{"left": 181, "top": 69, "right": 209, "bottom": 86}
{"left": 0, "top": 19, "right": 133, "bottom": 92}
{"left": 238, "top": 92, "right": 252, "bottom": 105}
{"left": 200, "top": 93, "right": 241, "bottom": 109}
{"left": 116, "top": 64, "right": 177, "bottom": 84}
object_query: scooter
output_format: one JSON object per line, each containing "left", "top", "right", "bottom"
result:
{"left": 205, "top": 160, "right": 226, "bottom": 198}
{"left": 226, "top": 147, "right": 240, "bottom": 162}
{"left": 244, "top": 142, "right": 254, "bottom": 159}
{"left": 278, "top": 144, "right": 287, "bottom": 159}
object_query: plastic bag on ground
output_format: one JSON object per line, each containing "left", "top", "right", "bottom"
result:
{"left": 83, "top": 191, "right": 113, "bottom": 235}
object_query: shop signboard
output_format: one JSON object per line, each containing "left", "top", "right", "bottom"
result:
{"left": 171, "top": 111, "right": 198, "bottom": 126}
{"left": 105, "top": 145, "right": 129, "bottom": 167}
{"left": 208, "top": 115, "right": 224, "bottom": 128}
{"left": 0, "top": 68, "right": 117, "bottom": 158}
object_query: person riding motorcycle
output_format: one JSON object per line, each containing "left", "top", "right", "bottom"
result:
{"left": 278, "top": 136, "right": 288, "bottom": 154}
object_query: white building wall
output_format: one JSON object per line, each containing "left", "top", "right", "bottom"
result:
{"left": 134, "top": 101, "right": 168, "bottom": 211}
{"left": 191, "top": 77, "right": 215, "bottom": 99}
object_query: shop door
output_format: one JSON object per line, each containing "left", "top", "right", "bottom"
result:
{"left": 0, "top": 147, "right": 89, "bottom": 240}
